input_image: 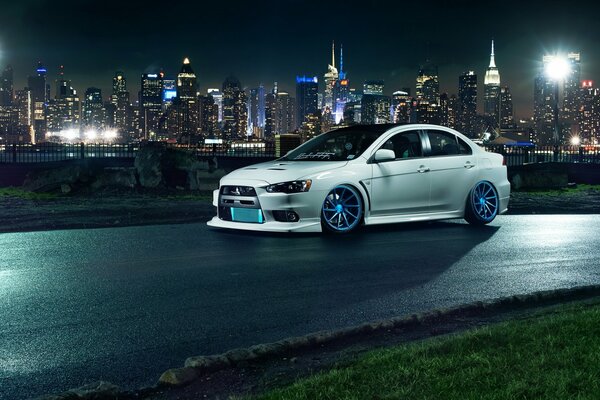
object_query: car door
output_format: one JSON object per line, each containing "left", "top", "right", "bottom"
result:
{"left": 369, "top": 130, "right": 431, "bottom": 215}
{"left": 424, "top": 129, "right": 478, "bottom": 212}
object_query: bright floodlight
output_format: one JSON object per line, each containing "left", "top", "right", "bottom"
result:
{"left": 103, "top": 129, "right": 118, "bottom": 140}
{"left": 84, "top": 129, "right": 97, "bottom": 141}
{"left": 570, "top": 136, "right": 581, "bottom": 146}
{"left": 545, "top": 57, "right": 571, "bottom": 81}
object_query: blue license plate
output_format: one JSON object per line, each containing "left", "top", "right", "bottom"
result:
{"left": 230, "top": 208, "right": 264, "bottom": 223}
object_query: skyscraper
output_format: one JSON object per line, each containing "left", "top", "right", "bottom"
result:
{"left": 177, "top": 57, "right": 197, "bottom": 100}
{"left": 28, "top": 62, "right": 48, "bottom": 143}
{"left": 484, "top": 40, "right": 501, "bottom": 127}
{"left": 82, "top": 87, "right": 105, "bottom": 130}
{"left": 363, "top": 80, "right": 384, "bottom": 95}
{"left": 416, "top": 63, "right": 440, "bottom": 105}
{"left": 391, "top": 91, "right": 411, "bottom": 123}
{"left": 207, "top": 89, "right": 223, "bottom": 122}
{"left": 323, "top": 41, "right": 339, "bottom": 112}
{"left": 222, "top": 75, "right": 247, "bottom": 138}
{"left": 458, "top": 71, "right": 478, "bottom": 137}
{"left": 295, "top": 76, "right": 318, "bottom": 129}
{"left": 577, "top": 80, "right": 599, "bottom": 144}
{"left": 0, "top": 65, "right": 13, "bottom": 106}
{"left": 111, "top": 71, "right": 130, "bottom": 138}
{"left": 562, "top": 52, "right": 581, "bottom": 123}
{"left": 361, "top": 94, "right": 391, "bottom": 124}
{"left": 249, "top": 85, "right": 266, "bottom": 134}
{"left": 499, "top": 86, "right": 514, "bottom": 130}
{"left": 140, "top": 72, "right": 164, "bottom": 139}
{"left": 46, "top": 66, "right": 80, "bottom": 134}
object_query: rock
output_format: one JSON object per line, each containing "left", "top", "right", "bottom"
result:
{"left": 134, "top": 143, "right": 166, "bottom": 188}
{"left": 184, "top": 354, "right": 230, "bottom": 370}
{"left": 61, "top": 183, "right": 72, "bottom": 194}
{"left": 158, "top": 367, "right": 199, "bottom": 387}
{"left": 34, "top": 381, "right": 123, "bottom": 400}
{"left": 91, "top": 167, "right": 137, "bottom": 190}
{"left": 23, "top": 165, "right": 87, "bottom": 192}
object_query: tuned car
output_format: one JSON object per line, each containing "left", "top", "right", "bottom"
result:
{"left": 207, "top": 124, "right": 510, "bottom": 233}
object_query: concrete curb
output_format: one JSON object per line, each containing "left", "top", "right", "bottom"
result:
{"left": 36, "top": 284, "right": 600, "bottom": 399}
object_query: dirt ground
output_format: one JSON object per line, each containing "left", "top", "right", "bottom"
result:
{"left": 1, "top": 187, "right": 599, "bottom": 234}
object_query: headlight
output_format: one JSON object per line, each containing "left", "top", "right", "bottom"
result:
{"left": 265, "top": 180, "right": 312, "bottom": 193}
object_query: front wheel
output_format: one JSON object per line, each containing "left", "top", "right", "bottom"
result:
{"left": 465, "top": 181, "right": 499, "bottom": 225}
{"left": 321, "top": 185, "right": 363, "bottom": 233}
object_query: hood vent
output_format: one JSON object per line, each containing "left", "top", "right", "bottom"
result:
{"left": 267, "top": 168, "right": 286, "bottom": 170}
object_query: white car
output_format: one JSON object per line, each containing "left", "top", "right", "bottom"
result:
{"left": 207, "top": 124, "right": 510, "bottom": 233}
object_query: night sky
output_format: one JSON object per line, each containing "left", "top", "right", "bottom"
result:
{"left": 1, "top": 0, "right": 600, "bottom": 118}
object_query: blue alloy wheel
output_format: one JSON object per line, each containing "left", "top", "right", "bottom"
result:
{"left": 322, "top": 185, "right": 362, "bottom": 233}
{"left": 465, "top": 181, "right": 499, "bottom": 225}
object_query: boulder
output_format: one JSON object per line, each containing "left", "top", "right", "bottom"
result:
{"left": 23, "top": 165, "right": 88, "bottom": 192}
{"left": 134, "top": 143, "right": 166, "bottom": 188}
{"left": 91, "top": 167, "right": 137, "bottom": 190}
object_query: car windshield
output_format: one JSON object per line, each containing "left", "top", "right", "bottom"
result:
{"left": 281, "top": 129, "right": 382, "bottom": 161}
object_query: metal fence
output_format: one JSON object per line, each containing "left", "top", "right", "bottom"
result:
{"left": 483, "top": 145, "right": 600, "bottom": 166}
{"left": 2, "top": 142, "right": 600, "bottom": 166}
{"left": 0, "top": 142, "right": 278, "bottom": 163}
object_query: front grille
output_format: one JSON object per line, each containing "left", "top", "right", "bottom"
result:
{"left": 220, "top": 185, "right": 257, "bottom": 196}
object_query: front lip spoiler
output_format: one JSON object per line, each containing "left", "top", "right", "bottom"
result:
{"left": 207, "top": 217, "right": 322, "bottom": 233}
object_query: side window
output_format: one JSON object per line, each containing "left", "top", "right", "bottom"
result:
{"left": 426, "top": 130, "right": 472, "bottom": 156}
{"left": 380, "top": 131, "right": 423, "bottom": 160}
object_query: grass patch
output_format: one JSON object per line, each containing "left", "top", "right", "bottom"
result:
{"left": 0, "top": 187, "right": 58, "bottom": 200}
{"left": 515, "top": 184, "right": 600, "bottom": 195}
{"left": 255, "top": 302, "right": 600, "bottom": 400}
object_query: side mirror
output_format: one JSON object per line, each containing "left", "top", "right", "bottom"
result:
{"left": 374, "top": 149, "right": 396, "bottom": 162}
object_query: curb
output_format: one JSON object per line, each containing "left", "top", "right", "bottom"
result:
{"left": 36, "top": 284, "right": 600, "bottom": 399}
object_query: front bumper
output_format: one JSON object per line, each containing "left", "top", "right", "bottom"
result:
{"left": 207, "top": 182, "right": 326, "bottom": 233}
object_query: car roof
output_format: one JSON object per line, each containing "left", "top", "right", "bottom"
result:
{"left": 331, "top": 123, "right": 408, "bottom": 134}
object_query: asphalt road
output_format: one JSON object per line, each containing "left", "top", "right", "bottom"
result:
{"left": 1, "top": 215, "right": 599, "bottom": 399}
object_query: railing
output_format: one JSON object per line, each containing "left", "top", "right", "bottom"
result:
{"left": 0, "top": 142, "right": 278, "bottom": 163}
{"left": 483, "top": 145, "right": 600, "bottom": 166}
{"left": 2, "top": 142, "right": 600, "bottom": 166}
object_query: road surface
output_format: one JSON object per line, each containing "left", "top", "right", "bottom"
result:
{"left": 1, "top": 215, "right": 599, "bottom": 399}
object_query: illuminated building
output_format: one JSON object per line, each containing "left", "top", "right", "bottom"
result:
{"left": 458, "top": 71, "right": 477, "bottom": 137}
{"left": 562, "top": 52, "right": 581, "bottom": 123}
{"left": 82, "top": 87, "right": 105, "bottom": 130}
{"left": 46, "top": 66, "right": 80, "bottom": 133}
{"left": 264, "top": 84, "right": 293, "bottom": 137}
{"left": 323, "top": 41, "right": 339, "bottom": 113}
{"left": 0, "top": 65, "right": 13, "bottom": 106}
{"left": 28, "top": 62, "right": 49, "bottom": 143}
{"left": 416, "top": 101, "right": 440, "bottom": 124}
{"left": 363, "top": 80, "right": 384, "bottom": 95}
{"left": 416, "top": 63, "right": 439, "bottom": 105}
{"left": 14, "top": 89, "right": 32, "bottom": 142}
{"left": 249, "top": 85, "right": 266, "bottom": 134}
{"left": 295, "top": 76, "right": 318, "bottom": 129}
{"left": 162, "top": 79, "right": 176, "bottom": 110}
{"left": 299, "top": 110, "right": 322, "bottom": 140}
{"left": 499, "top": 86, "right": 514, "bottom": 130}
{"left": 140, "top": 72, "right": 164, "bottom": 139}
{"left": 578, "top": 80, "right": 599, "bottom": 143}
{"left": 111, "top": 71, "right": 130, "bottom": 138}
{"left": 207, "top": 89, "right": 223, "bottom": 122}
{"left": 483, "top": 40, "right": 501, "bottom": 127}
{"left": 361, "top": 93, "right": 391, "bottom": 124}
{"left": 221, "top": 75, "right": 247, "bottom": 138}
{"left": 177, "top": 57, "right": 197, "bottom": 100}
{"left": 198, "top": 95, "right": 218, "bottom": 135}
{"left": 392, "top": 91, "right": 411, "bottom": 123}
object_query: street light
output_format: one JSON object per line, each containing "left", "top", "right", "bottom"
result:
{"left": 545, "top": 56, "right": 571, "bottom": 147}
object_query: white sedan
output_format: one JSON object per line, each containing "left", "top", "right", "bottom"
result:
{"left": 207, "top": 124, "right": 510, "bottom": 233}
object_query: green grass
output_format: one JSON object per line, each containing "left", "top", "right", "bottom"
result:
{"left": 0, "top": 187, "right": 58, "bottom": 200}
{"left": 516, "top": 184, "right": 600, "bottom": 195}
{"left": 254, "top": 302, "right": 600, "bottom": 400}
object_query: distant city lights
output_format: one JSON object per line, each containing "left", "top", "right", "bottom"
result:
{"left": 51, "top": 128, "right": 120, "bottom": 143}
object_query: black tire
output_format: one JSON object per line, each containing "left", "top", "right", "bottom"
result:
{"left": 321, "top": 184, "right": 364, "bottom": 234}
{"left": 464, "top": 181, "right": 499, "bottom": 225}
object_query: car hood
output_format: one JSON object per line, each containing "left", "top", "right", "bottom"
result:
{"left": 223, "top": 160, "right": 349, "bottom": 184}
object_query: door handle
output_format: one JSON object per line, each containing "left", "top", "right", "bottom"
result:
{"left": 417, "top": 165, "right": 430, "bottom": 173}
{"left": 464, "top": 161, "right": 475, "bottom": 169}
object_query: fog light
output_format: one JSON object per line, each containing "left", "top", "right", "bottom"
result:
{"left": 286, "top": 211, "right": 299, "bottom": 222}
{"left": 272, "top": 210, "right": 299, "bottom": 222}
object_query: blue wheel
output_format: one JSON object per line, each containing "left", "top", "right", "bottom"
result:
{"left": 321, "top": 185, "right": 363, "bottom": 233}
{"left": 465, "top": 181, "right": 499, "bottom": 225}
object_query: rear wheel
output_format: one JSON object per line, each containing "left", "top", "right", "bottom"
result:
{"left": 321, "top": 185, "right": 363, "bottom": 233}
{"left": 465, "top": 181, "right": 499, "bottom": 225}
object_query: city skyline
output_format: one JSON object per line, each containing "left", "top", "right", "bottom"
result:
{"left": 2, "top": 0, "right": 600, "bottom": 119}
